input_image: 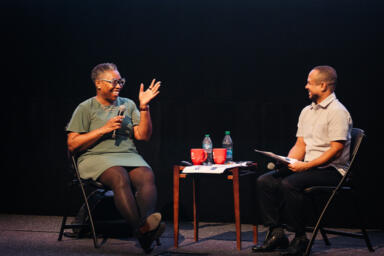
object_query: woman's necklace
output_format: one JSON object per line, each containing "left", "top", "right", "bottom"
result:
{"left": 97, "top": 97, "right": 119, "bottom": 112}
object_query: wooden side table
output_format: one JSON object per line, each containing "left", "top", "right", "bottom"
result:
{"left": 173, "top": 165, "right": 258, "bottom": 250}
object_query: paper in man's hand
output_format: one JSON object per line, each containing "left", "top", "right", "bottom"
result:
{"left": 254, "top": 149, "right": 297, "bottom": 165}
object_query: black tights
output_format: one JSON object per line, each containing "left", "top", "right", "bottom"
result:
{"left": 98, "top": 166, "right": 157, "bottom": 231}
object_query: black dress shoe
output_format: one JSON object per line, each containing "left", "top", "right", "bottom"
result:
{"left": 137, "top": 213, "right": 166, "bottom": 254}
{"left": 252, "top": 231, "right": 289, "bottom": 253}
{"left": 138, "top": 222, "right": 166, "bottom": 254}
{"left": 280, "top": 236, "right": 309, "bottom": 256}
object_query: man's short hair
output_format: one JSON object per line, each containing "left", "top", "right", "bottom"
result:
{"left": 312, "top": 65, "right": 338, "bottom": 88}
{"left": 91, "top": 63, "right": 118, "bottom": 83}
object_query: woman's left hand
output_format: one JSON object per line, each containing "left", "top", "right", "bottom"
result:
{"left": 139, "top": 79, "right": 161, "bottom": 107}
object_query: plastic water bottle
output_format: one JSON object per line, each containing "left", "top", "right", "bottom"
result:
{"left": 222, "top": 131, "right": 233, "bottom": 163}
{"left": 202, "top": 134, "right": 213, "bottom": 165}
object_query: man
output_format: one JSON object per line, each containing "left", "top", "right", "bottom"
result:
{"left": 252, "top": 65, "right": 352, "bottom": 256}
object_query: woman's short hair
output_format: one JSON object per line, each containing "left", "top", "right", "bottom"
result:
{"left": 91, "top": 63, "right": 118, "bottom": 83}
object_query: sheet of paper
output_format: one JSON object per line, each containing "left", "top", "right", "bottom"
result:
{"left": 254, "top": 149, "right": 297, "bottom": 164}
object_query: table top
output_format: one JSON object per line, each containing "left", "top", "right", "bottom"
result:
{"left": 181, "top": 161, "right": 253, "bottom": 174}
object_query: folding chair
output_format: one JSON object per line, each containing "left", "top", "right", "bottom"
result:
{"left": 303, "top": 128, "right": 374, "bottom": 255}
{"left": 58, "top": 151, "right": 110, "bottom": 248}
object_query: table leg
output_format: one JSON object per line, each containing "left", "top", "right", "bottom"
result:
{"left": 173, "top": 165, "right": 180, "bottom": 248}
{"left": 253, "top": 225, "right": 258, "bottom": 244}
{"left": 193, "top": 175, "right": 199, "bottom": 242}
{"left": 232, "top": 168, "right": 241, "bottom": 250}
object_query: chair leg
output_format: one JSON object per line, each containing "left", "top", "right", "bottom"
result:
{"left": 352, "top": 191, "right": 374, "bottom": 252}
{"left": 58, "top": 215, "right": 68, "bottom": 241}
{"left": 304, "top": 190, "right": 338, "bottom": 256}
{"left": 308, "top": 194, "right": 331, "bottom": 247}
{"left": 305, "top": 216, "right": 323, "bottom": 256}
{"left": 265, "top": 229, "right": 271, "bottom": 240}
{"left": 360, "top": 228, "right": 374, "bottom": 252}
{"left": 319, "top": 227, "right": 331, "bottom": 246}
{"left": 79, "top": 183, "right": 100, "bottom": 248}
{"left": 58, "top": 184, "right": 77, "bottom": 241}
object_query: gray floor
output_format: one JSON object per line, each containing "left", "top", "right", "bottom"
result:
{"left": 0, "top": 214, "right": 383, "bottom": 256}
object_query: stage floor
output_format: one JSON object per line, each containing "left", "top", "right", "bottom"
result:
{"left": 0, "top": 214, "right": 383, "bottom": 255}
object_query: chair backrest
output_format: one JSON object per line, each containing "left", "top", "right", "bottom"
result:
{"left": 67, "top": 149, "right": 107, "bottom": 189}
{"left": 343, "top": 128, "right": 365, "bottom": 183}
{"left": 349, "top": 128, "right": 365, "bottom": 164}
{"left": 66, "top": 149, "right": 84, "bottom": 183}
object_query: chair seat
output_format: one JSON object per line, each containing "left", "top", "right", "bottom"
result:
{"left": 71, "top": 177, "right": 108, "bottom": 189}
{"left": 304, "top": 186, "right": 352, "bottom": 193}
{"left": 83, "top": 179, "right": 108, "bottom": 189}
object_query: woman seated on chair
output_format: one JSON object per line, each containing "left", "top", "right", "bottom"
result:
{"left": 66, "top": 62, "right": 164, "bottom": 253}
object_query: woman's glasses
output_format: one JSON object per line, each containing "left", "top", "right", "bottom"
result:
{"left": 99, "top": 78, "right": 126, "bottom": 87}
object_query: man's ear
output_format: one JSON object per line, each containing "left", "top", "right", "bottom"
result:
{"left": 320, "top": 82, "right": 328, "bottom": 92}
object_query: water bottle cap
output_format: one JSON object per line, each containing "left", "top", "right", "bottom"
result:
{"left": 225, "top": 131, "right": 230, "bottom": 135}
{"left": 205, "top": 134, "right": 210, "bottom": 137}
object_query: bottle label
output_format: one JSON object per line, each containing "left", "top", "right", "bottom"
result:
{"left": 226, "top": 149, "right": 233, "bottom": 159}
{"left": 203, "top": 144, "right": 212, "bottom": 153}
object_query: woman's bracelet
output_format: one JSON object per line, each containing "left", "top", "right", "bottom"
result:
{"left": 139, "top": 105, "right": 150, "bottom": 111}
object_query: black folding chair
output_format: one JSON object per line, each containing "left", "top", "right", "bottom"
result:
{"left": 58, "top": 151, "right": 110, "bottom": 248}
{"left": 303, "top": 128, "right": 374, "bottom": 255}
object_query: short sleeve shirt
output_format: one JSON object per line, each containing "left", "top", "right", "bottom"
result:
{"left": 296, "top": 93, "right": 353, "bottom": 175}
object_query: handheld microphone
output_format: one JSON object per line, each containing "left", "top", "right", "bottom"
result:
{"left": 180, "top": 160, "right": 193, "bottom": 166}
{"left": 267, "top": 162, "right": 276, "bottom": 170}
{"left": 267, "top": 161, "right": 291, "bottom": 175}
{"left": 112, "top": 105, "right": 126, "bottom": 139}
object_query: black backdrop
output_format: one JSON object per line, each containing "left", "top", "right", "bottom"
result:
{"left": 2, "top": 0, "right": 383, "bottom": 228}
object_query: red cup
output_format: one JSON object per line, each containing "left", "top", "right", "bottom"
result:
{"left": 213, "top": 148, "right": 227, "bottom": 164}
{"left": 191, "top": 148, "right": 208, "bottom": 165}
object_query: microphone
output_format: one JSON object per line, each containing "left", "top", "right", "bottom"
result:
{"left": 267, "top": 161, "right": 291, "bottom": 174}
{"left": 267, "top": 162, "right": 276, "bottom": 170}
{"left": 180, "top": 160, "right": 193, "bottom": 166}
{"left": 112, "top": 105, "right": 126, "bottom": 139}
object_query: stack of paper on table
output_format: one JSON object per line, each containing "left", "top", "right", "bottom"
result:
{"left": 182, "top": 162, "right": 250, "bottom": 174}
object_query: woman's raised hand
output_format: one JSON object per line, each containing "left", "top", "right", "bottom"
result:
{"left": 139, "top": 79, "right": 161, "bottom": 107}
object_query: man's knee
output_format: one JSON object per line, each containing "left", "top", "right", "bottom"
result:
{"left": 280, "top": 178, "right": 299, "bottom": 192}
{"left": 257, "top": 172, "right": 278, "bottom": 190}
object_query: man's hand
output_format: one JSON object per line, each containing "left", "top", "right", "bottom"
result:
{"left": 288, "top": 161, "right": 310, "bottom": 172}
{"left": 139, "top": 78, "right": 161, "bottom": 107}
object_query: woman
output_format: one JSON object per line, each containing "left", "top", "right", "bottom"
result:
{"left": 66, "top": 62, "right": 164, "bottom": 253}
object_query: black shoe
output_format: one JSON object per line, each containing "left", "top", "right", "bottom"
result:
{"left": 137, "top": 219, "right": 166, "bottom": 254}
{"left": 144, "top": 212, "right": 162, "bottom": 231}
{"left": 280, "top": 236, "right": 309, "bottom": 256}
{"left": 252, "top": 230, "right": 289, "bottom": 253}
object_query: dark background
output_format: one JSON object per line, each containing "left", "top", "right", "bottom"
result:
{"left": 2, "top": 0, "right": 383, "bottom": 228}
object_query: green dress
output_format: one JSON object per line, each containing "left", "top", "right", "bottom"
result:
{"left": 66, "top": 97, "right": 149, "bottom": 180}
